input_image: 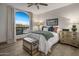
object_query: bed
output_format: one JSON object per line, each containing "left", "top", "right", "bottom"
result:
{"left": 25, "top": 30, "right": 59, "bottom": 55}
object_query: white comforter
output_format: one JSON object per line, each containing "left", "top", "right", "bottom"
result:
{"left": 26, "top": 32, "right": 59, "bottom": 55}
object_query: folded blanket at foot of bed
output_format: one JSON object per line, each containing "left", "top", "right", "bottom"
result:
{"left": 31, "top": 31, "right": 54, "bottom": 40}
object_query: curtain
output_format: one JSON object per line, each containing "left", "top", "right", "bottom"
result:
{"left": 28, "top": 12, "right": 33, "bottom": 31}
{"left": 7, "top": 6, "right": 16, "bottom": 44}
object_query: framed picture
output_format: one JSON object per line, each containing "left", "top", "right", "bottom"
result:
{"left": 46, "top": 18, "right": 58, "bottom": 26}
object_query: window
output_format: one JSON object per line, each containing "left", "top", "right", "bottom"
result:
{"left": 15, "top": 11, "right": 30, "bottom": 35}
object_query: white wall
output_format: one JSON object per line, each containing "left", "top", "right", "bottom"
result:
{"left": 33, "top": 13, "right": 70, "bottom": 31}
{"left": 0, "top": 4, "right": 7, "bottom": 42}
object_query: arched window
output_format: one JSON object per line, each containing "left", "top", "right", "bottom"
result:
{"left": 15, "top": 11, "right": 30, "bottom": 35}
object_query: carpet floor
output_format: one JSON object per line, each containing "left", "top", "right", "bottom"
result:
{"left": 0, "top": 40, "right": 79, "bottom": 56}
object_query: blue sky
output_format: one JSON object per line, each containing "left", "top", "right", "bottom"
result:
{"left": 15, "top": 12, "right": 30, "bottom": 25}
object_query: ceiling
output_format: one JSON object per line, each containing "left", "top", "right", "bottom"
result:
{"left": 7, "top": 3, "right": 71, "bottom": 15}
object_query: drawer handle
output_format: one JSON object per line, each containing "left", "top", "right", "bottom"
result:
{"left": 32, "top": 43, "right": 37, "bottom": 46}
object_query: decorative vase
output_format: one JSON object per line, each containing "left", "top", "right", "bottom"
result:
{"left": 72, "top": 25, "right": 77, "bottom": 32}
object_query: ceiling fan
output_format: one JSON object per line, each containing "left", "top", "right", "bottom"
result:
{"left": 27, "top": 3, "right": 48, "bottom": 9}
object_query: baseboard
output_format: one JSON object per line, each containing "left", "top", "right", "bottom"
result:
{"left": 16, "top": 38, "right": 23, "bottom": 41}
{"left": 0, "top": 42, "right": 7, "bottom": 45}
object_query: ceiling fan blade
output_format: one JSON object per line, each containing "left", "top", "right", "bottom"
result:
{"left": 27, "top": 3, "right": 33, "bottom": 7}
{"left": 27, "top": 5, "right": 33, "bottom": 7}
{"left": 39, "top": 3, "right": 48, "bottom": 6}
{"left": 27, "top": 3, "right": 48, "bottom": 9}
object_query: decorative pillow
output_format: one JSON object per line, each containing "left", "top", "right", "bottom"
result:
{"left": 42, "top": 26, "right": 55, "bottom": 32}
{"left": 53, "top": 26, "right": 60, "bottom": 33}
{"left": 42, "top": 26, "right": 48, "bottom": 31}
{"left": 48, "top": 27, "right": 54, "bottom": 31}
{"left": 53, "top": 27, "right": 58, "bottom": 32}
{"left": 43, "top": 27, "right": 48, "bottom": 31}
{"left": 42, "top": 26, "right": 61, "bottom": 33}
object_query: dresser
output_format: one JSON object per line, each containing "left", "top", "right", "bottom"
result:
{"left": 59, "top": 31, "right": 79, "bottom": 48}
